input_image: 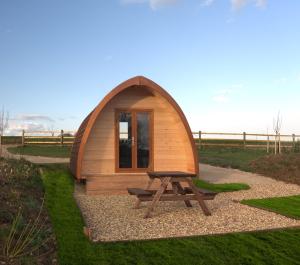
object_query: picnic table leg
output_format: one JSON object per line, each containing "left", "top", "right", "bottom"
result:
{"left": 186, "top": 178, "right": 211, "bottom": 216}
{"left": 134, "top": 179, "right": 154, "bottom": 209}
{"left": 172, "top": 182, "right": 192, "bottom": 207}
{"left": 144, "top": 177, "right": 171, "bottom": 218}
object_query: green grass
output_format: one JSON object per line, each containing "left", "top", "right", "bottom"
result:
{"left": 199, "top": 147, "right": 267, "bottom": 171}
{"left": 242, "top": 195, "right": 300, "bottom": 220}
{"left": 8, "top": 145, "right": 72, "bottom": 158}
{"left": 41, "top": 166, "right": 300, "bottom": 265}
{"left": 194, "top": 179, "right": 250, "bottom": 192}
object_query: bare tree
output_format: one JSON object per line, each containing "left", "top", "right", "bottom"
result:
{"left": 47, "top": 124, "right": 55, "bottom": 136}
{"left": 0, "top": 107, "right": 9, "bottom": 157}
{"left": 273, "top": 111, "right": 282, "bottom": 154}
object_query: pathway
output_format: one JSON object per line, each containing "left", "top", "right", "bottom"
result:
{"left": 1, "top": 145, "right": 70, "bottom": 164}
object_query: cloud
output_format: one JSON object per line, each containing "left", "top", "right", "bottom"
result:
{"left": 4, "top": 114, "right": 56, "bottom": 135}
{"left": 3, "top": 113, "right": 78, "bottom": 135}
{"left": 122, "top": 0, "right": 267, "bottom": 10}
{"left": 16, "top": 114, "right": 55, "bottom": 122}
{"left": 212, "top": 84, "right": 243, "bottom": 103}
{"left": 255, "top": 0, "right": 267, "bottom": 8}
{"left": 201, "top": 0, "right": 215, "bottom": 7}
{"left": 150, "top": 0, "right": 178, "bottom": 9}
{"left": 56, "top": 116, "right": 78, "bottom": 121}
{"left": 231, "top": 0, "right": 267, "bottom": 10}
{"left": 212, "top": 89, "right": 232, "bottom": 103}
{"left": 6, "top": 122, "right": 48, "bottom": 136}
{"left": 231, "top": 0, "right": 247, "bottom": 10}
{"left": 121, "top": 0, "right": 179, "bottom": 10}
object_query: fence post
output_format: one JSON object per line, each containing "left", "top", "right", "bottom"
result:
{"left": 267, "top": 135, "right": 270, "bottom": 153}
{"left": 292, "top": 134, "right": 295, "bottom": 152}
{"left": 243, "top": 132, "right": 246, "bottom": 149}
{"left": 22, "top": 130, "right": 25, "bottom": 146}
{"left": 279, "top": 133, "right": 281, "bottom": 154}
{"left": 198, "top": 131, "right": 202, "bottom": 149}
{"left": 274, "top": 133, "right": 277, "bottom": 155}
{"left": 0, "top": 135, "right": 2, "bottom": 156}
{"left": 61, "top": 130, "right": 64, "bottom": 146}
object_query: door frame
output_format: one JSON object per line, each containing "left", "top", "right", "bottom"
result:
{"left": 115, "top": 108, "right": 154, "bottom": 173}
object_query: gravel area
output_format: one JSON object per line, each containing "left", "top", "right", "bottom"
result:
{"left": 74, "top": 166, "right": 300, "bottom": 242}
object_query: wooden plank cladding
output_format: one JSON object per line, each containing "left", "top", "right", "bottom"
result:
{"left": 70, "top": 76, "right": 199, "bottom": 195}
{"left": 86, "top": 174, "right": 162, "bottom": 195}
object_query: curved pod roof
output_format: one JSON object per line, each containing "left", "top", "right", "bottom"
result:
{"left": 70, "top": 76, "right": 199, "bottom": 179}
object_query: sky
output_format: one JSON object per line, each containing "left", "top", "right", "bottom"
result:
{"left": 1, "top": 0, "right": 300, "bottom": 136}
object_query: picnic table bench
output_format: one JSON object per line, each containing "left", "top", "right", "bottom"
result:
{"left": 127, "top": 171, "right": 217, "bottom": 218}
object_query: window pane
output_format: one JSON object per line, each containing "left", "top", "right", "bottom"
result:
{"left": 119, "top": 112, "right": 132, "bottom": 168}
{"left": 137, "top": 113, "right": 150, "bottom": 168}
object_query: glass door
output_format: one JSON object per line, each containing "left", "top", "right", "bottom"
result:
{"left": 118, "top": 112, "right": 133, "bottom": 169}
{"left": 136, "top": 112, "right": 150, "bottom": 169}
{"left": 116, "top": 110, "right": 152, "bottom": 172}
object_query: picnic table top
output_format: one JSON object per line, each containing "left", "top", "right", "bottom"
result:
{"left": 147, "top": 171, "right": 197, "bottom": 178}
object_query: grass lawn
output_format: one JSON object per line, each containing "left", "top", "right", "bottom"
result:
{"left": 8, "top": 145, "right": 72, "bottom": 158}
{"left": 199, "top": 147, "right": 266, "bottom": 172}
{"left": 242, "top": 195, "right": 300, "bottom": 220}
{"left": 194, "top": 179, "right": 250, "bottom": 192}
{"left": 41, "top": 165, "right": 300, "bottom": 265}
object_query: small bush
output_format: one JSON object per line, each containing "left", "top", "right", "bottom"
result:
{"left": 294, "top": 140, "right": 300, "bottom": 153}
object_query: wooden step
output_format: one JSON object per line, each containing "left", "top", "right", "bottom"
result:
{"left": 85, "top": 173, "right": 161, "bottom": 195}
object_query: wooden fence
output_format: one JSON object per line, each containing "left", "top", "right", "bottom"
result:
{"left": 21, "top": 130, "right": 76, "bottom": 146}
{"left": 1, "top": 130, "right": 300, "bottom": 153}
{"left": 192, "top": 131, "right": 300, "bottom": 153}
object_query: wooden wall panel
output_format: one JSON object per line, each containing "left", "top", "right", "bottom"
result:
{"left": 81, "top": 86, "right": 195, "bottom": 179}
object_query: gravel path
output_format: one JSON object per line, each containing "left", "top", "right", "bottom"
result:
{"left": 200, "top": 163, "right": 276, "bottom": 185}
{"left": 75, "top": 165, "right": 300, "bottom": 242}
{"left": 1, "top": 145, "right": 69, "bottom": 164}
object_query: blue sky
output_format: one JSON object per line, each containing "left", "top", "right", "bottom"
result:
{"left": 1, "top": 0, "right": 300, "bottom": 135}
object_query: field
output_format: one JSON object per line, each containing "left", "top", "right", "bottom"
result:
{"left": 2, "top": 144, "right": 300, "bottom": 264}
{"left": 7, "top": 145, "right": 72, "bottom": 158}
{"left": 6, "top": 144, "right": 300, "bottom": 186}
{"left": 200, "top": 146, "right": 300, "bottom": 185}
{"left": 0, "top": 136, "right": 22, "bottom": 145}
{"left": 199, "top": 147, "right": 267, "bottom": 171}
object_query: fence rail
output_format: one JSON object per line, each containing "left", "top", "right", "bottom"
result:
{"left": 21, "top": 130, "right": 76, "bottom": 146}
{"left": 192, "top": 131, "right": 300, "bottom": 153}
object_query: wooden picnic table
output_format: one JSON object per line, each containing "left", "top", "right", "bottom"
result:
{"left": 128, "top": 171, "right": 217, "bottom": 218}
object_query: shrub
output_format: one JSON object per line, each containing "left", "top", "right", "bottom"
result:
{"left": 294, "top": 140, "right": 300, "bottom": 153}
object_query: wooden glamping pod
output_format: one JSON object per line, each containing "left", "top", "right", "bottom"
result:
{"left": 70, "top": 76, "right": 199, "bottom": 195}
